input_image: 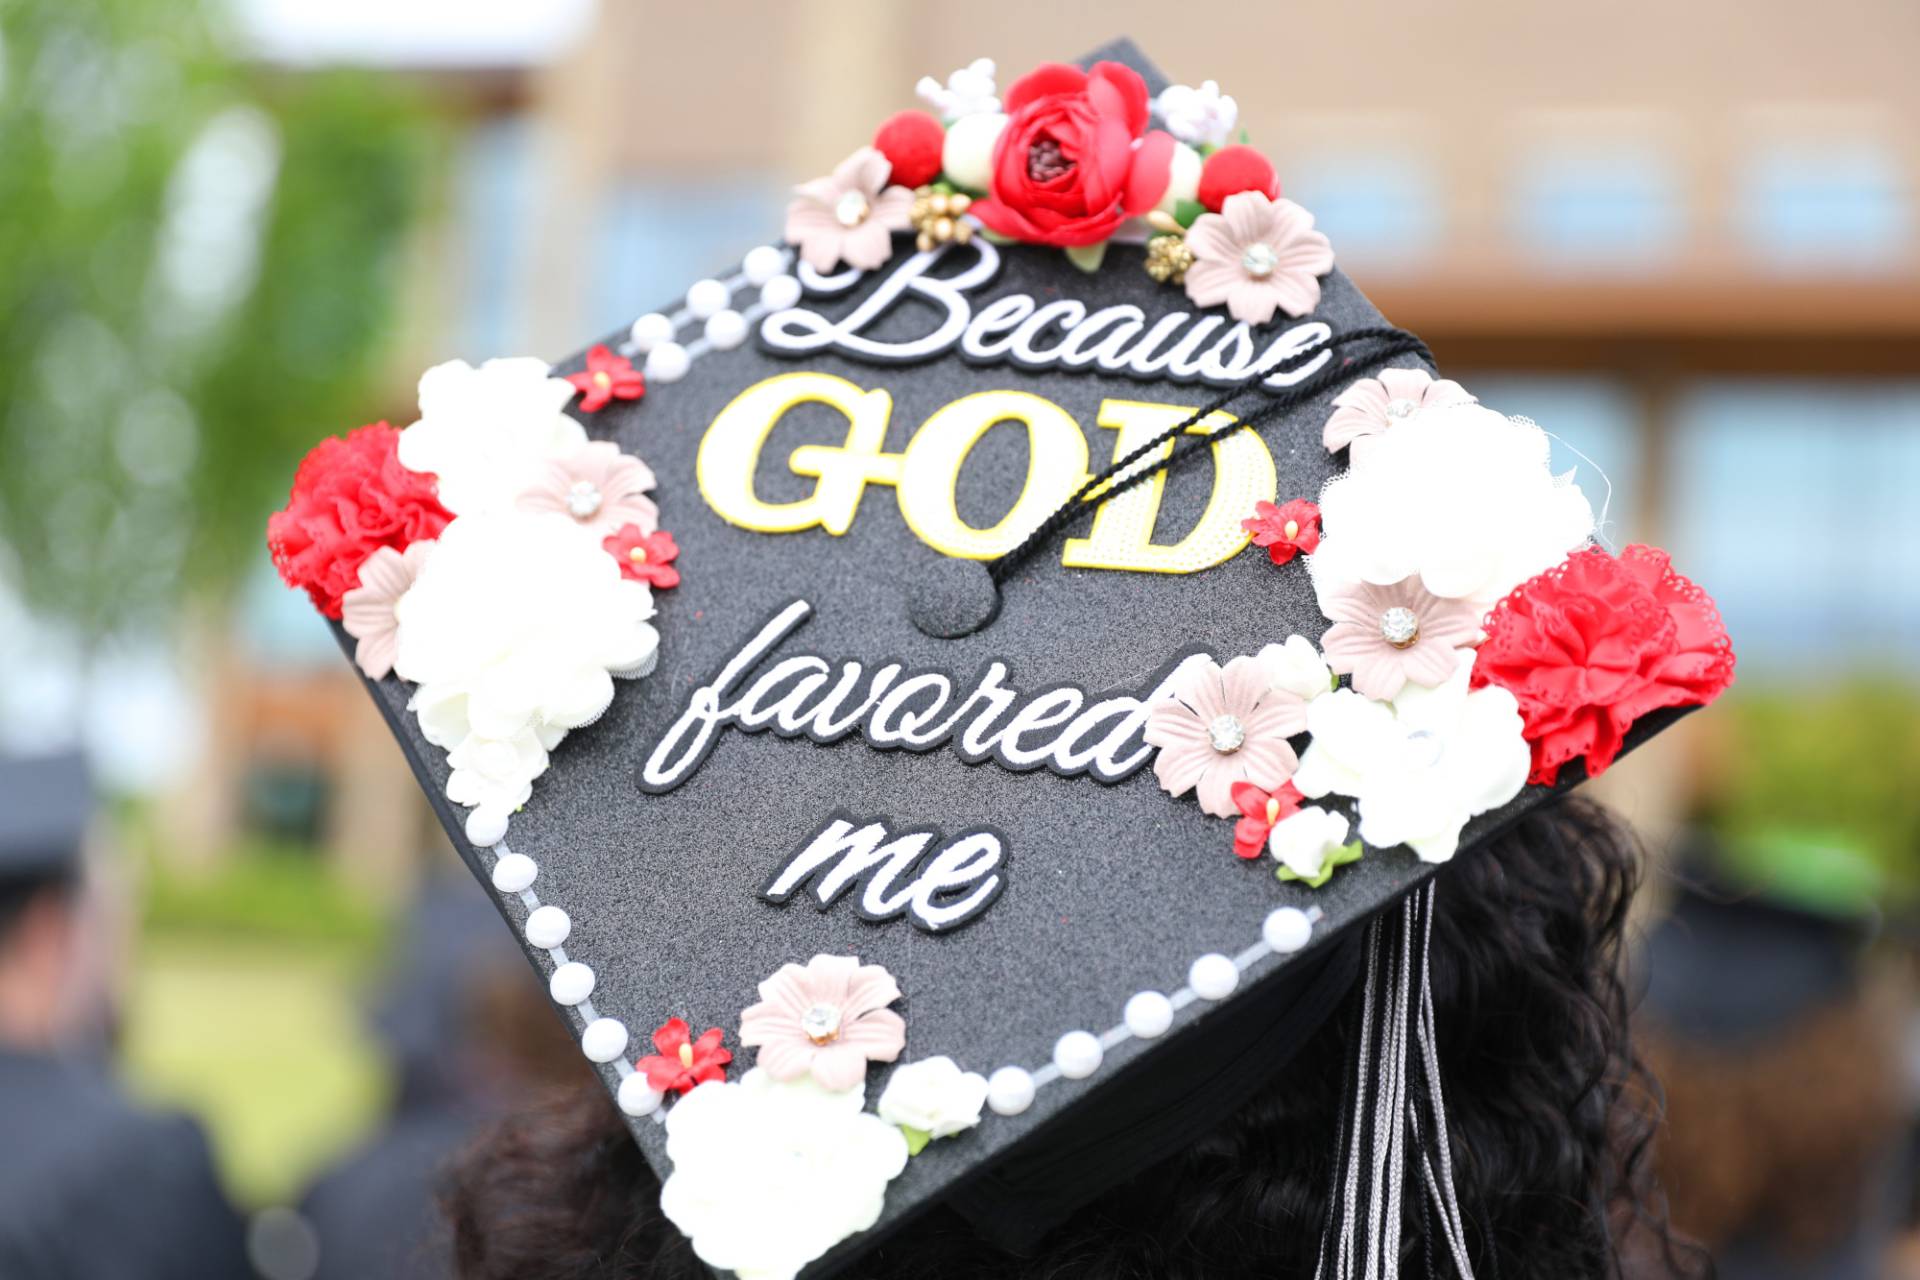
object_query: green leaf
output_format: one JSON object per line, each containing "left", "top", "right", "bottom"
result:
{"left": 977, "top": 226, "right": 1017, "bottom": 246}
{"left": 899, "top": 1124, "right": 933, "bottom": 1156}
{"left": 1239, "top": 127, "right": 1251, "bottom": 145}
{"left": 1173, "top": 198, "right": 1207, "bottom": 229}
{"left": 1064, "top": 241, "right": 1109, "bottom": 273}
{"left": 1276, "top": 841, "right": 1365, "bottom": 889}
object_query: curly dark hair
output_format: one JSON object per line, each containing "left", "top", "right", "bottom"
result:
{"left": 441, "top": 796, "right": 1708, "bottom": 1279}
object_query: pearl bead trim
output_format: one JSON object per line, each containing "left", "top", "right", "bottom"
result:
{"left": 616, "top": 246, "right": 799, "bottom": 383}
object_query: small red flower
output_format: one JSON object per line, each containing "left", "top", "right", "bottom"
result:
{"left": 603, "top": 524, "right": 680, "bottom": 588}
{"left": 1197, "top": 144, "right": 1281, "bottom": 213}
{"left": 872, "top": 109, "right": 947, "bottom": 188}
{"left": 1241, "top": 498, "right": 1322, "bottom": 566}
{"left": 1471, "top": 544, "right": 1736, "bottom": 786}
{"left": 1229, "top": 780, "right": 1305, "bottom": 859}
{"left": 637, "top": 1017, "right": 731, "bottom": 1095}
{"left": 565, "top": 344, "right": 645, "bottom": 413}
{"left": 267, "top": 423, "right": 453, "bottom": 619}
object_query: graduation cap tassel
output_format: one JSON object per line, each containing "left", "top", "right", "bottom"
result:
{"left": 1319, "top": 883, "right": 1477, "bottom": 1280}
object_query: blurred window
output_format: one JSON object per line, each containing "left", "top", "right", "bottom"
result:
{"left": 1285, "top": 153, "right": 1441, "bottom": 269}
{"left": 457, "top": 114, "right": 545, "bottom": 357}
{"left": 1668, "top": 381, "right": 1920, "bottom": 674}
{"left": 1735, "top": 140, "right": 1909, "bottom": 269}
{"left": 589, "top": 177, "right": 786, "bottom": 337}
{"left": 1511, "top": 143, "right": 1682, "bottom": 267}
{"left": 1459, "top": 376, "right": 1643, "bottom": 543}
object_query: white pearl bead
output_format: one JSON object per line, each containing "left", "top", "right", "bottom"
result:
{"left": 759, "top": 273, "right": 802, "bottom": 311}
{"left": 1053, "top": 1030, "right": 1103, "bottom": 1080}
{"left": 581, "top": 1017, "right": 629, "bottom": 1064}
{"left": 629, "top": 312, "right": 674, "bottom": 352}
{"left": 1123, "top": 990, "right": 1174, "bottom": 1039}
{"left": 489, "top": 852, "right": 537, "bottom": 895}
{"left": 617, "top": 1072, "right": 664, "bottom": 1117}
{"left": 704, "top": 309, "right": 748, "bottom": 350}
{"left": 986, "top": 1066, "right": 1035, "bottom": 1116}
{"left": 548, "top": 961, "right": 595, "bottom": 1006}
{"left": 1189, "top": 953, "right": 1240, "bottom": 1000}
{"left": 1263, "top": 906, "right": 1315, "bottom": 954}
{"left": 643, "top": 341, "right": 690, "bottom": 384}
{"left": 742, "top": 245, "right": 787, "bottom": 286}
{"left": 465, "top": 807, "right": 510, "bottom": 849}
{"left": 524, "top": 904, "right": 571, "bottom": 949}
{"left": 685, "top": 278, "right": 730, "bottom": 319}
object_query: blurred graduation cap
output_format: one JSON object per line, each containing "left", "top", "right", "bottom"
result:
{"left": 0, "top": 751, "right": 92, "bottom": 884}
{"left": 267, "top": 36, "right": 1736, "bottom": 1280}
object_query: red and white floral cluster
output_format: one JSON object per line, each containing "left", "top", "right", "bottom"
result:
{"left": 643, "top": 955, "right": 987, "bottom": 1280}
{"left": 267, "top": 351, "right": 677, "bottom": 844}
{"left": 1145, "top": 369, "right": 1736, "bottom": 877}
{"left": 785, "top": 57, "right": 1334, "bottom": 326}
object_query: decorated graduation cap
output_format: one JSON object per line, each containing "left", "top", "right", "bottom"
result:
{"left": 267, "top": 38, "right": 1736, "bottom": 1280}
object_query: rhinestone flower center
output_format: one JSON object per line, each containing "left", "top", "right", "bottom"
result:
{"left": 834, "top": 190, "right": 870, "bottom": 228}
{"left": 566, "top": 480, "right": 604, "bottom": 520}
{"left": 1385, "top": 397, "right": 1418, "bottom": 420}
{"left": 1380, "top": 606, "right": 1420, "bottom": 649}
{"left": 1208, "top": 714, "right": 1247, "bottom": 753}
{"left": 800, "top": 1003, "right": 842, "bottom": 1045}
{"left": 1240, "top": 243, "right": 1279, "bottom": 278}
{"left": 1403, "top": 727, "right": 1444, "bottom": 770}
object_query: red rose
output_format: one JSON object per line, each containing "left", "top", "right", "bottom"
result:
{"left": 970, "top": 61, "right": 1176, "bottom": 248}
{"left": 1470, "top": 545, "right": 1735, "bottom": 786}
{"left": 267, "top": 423, "right": 453, "bottom": 619}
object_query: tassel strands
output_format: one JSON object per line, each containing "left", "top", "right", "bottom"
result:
{"left": 1316, "top": 883, "right": 1478, "bottom": 1280}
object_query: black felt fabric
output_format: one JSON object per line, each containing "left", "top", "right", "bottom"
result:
{"left": 333, "top": 37, "right": 1687, "bottom": 1279}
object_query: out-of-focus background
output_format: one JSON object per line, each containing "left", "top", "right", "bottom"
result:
{"left": 1, "top": 1, "right": 1915, "bottom": 1276}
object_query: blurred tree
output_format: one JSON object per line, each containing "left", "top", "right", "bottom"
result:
{"left": 0, "top": 0, "right": 438, "bottom": 638}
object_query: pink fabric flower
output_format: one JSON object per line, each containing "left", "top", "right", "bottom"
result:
{"left": 340, "top": 540, "right": 434, "bottom": 680}
{"left": 738, "top": 954, "right": 907, "bottom": 1092}
{"left": 515, "top": 441, "right": 658, "bottom": 538}
{"left": 785, "top": 147, "right": 915, "bottom": 274}
{"left": 1144, "top": 655, "right": 1310, "bottom": 818}
{"left": 1182, "top": 192, "right": 1334, "bottom": 326}
{"left": 1323, "top": 368, "right": 1476, "bottom": 453}
{"left": 1321, "top": 576, "right": 1482, "bottom": 701}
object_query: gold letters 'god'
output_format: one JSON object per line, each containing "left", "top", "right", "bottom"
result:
{"left": 695, "top": 372, "right": 1277, "bottom": 574}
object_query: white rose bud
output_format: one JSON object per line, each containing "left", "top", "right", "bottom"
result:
{"left": 1269, "top": 806, "right": 1352, "bottom": 881}
{"left": 876, "top": 1056, "right": 990, "bottom": 1141}
{"left": 1258, "top": 634, "right": 1335, "bottom": 703}
{"left": 942, "top": 112, "right": 1007, "bottom": 194}
{"left": 1156, "top": 142, "right": 1203, "bottom": 215}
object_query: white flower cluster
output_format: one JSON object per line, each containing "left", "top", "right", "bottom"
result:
{"left": 386, "top": 359, "right": 662, "bottom": 842}
{"left": 1155, "top": 79, "right": 1239, "bottom": 149}
{"left": 915, "top": 57, "right": 1000, "bottom": 122}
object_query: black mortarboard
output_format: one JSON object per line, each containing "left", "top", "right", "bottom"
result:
{"left": 0, "top": 751, "right": 92, "bottom": 881}
{"left": 269, "top": 37, "right": 1736, "bottom": 1280}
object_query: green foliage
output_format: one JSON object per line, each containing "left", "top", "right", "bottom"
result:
{"left": 0, "top": 0, "right": 440, "bottom": 635}
{"left": 1706, "top": 681, "right": 1920, "bottom": 902}
{"left": 140, "top": 840, "right": 390, "bottom": 949}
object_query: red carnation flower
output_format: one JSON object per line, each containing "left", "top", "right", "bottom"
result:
{"left": 267, "top": 423, "right": 453, "bottom": 619}
{"left": 603, "top": 524, "right": 680, "bottom": 589}
{"left": 1230, "top": 780, "right": 1305, "bottom": 859}
{"left": 565, "top": 344, "right": 645, "bottom": 413}
{"left": 1470, "top": 544, "right": 1735, "bottom": 786}
{"left": 872, "top": 109, "right": 947, "bottom": 188}
{"left": 970, "top": 61, "right": 1176, "bottom": 248}
{"left": 637, "top": 1017, "right": 731, "bottom": 1095}
{"left": 1241, "top": 498, "right": 1321, "bottom": 565}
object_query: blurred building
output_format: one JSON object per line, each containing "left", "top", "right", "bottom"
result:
{"left": 185, "top": 0, "right": 1920, "bottom": 875}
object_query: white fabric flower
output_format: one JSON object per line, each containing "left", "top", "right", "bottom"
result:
{"left": 1268, "top": 806, "right": 1351, "bottom": 881}
{"left": 397, "top": 357, "right": 586, "bottom": 517}
{"left": 393, "top": 511, "right": 657, "bottom": 815}
{"left": 1155, "top": 80, "right": 1239, "bottom": 149}
{"left": 661, "top": 1070, "right": 910, "bottom": 1280}
{"left": 1309, "top": 403, "right": 1595, "bottom": 616}
{"left": 916, "top": 57, "right": 1000, "bottom": 121}
{"left": 1292, "top": 659, "right": 1529, "bottom": 863}
{"left": 942, "top": 111, "right": 1007, "bottom": 192}
{"left": 876, "top": 1057, "right": 989, "bottom": 1141}
{"left": 1257, "top": 634, "right": 1335, "bottom": 702}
